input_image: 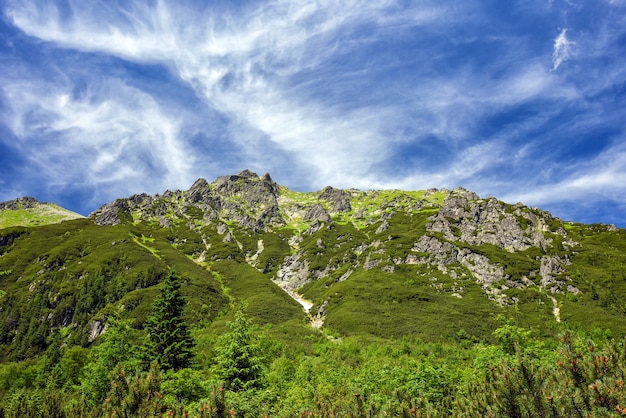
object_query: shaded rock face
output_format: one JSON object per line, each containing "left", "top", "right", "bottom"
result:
{"left": 87, "top": 319, "right": 106, "bottom": 343}
{"left": 90, "top": 193, "right": 163, "bottom": 226}
{"left": 91, "top": 199, "right": 131, "bottom": 226}
{"left": 0, "top": 230, "right": 27, "bottom": 247}
{"left": 186, "top": 178, "right": 211, "bottom": 203}
{"left": 185, "top": 178, "right": 221, "bottom": 221}
{"left": 303, "top": 204, "right": 331, "bottom": 223}
{"left": 318, "top": 186, "right": 351, "bottom": 213}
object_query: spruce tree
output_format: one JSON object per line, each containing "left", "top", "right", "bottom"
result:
{"left": 143, "top": 271, "right": 194, "bottom": 371}
{"left": 214, "top": 309, "right": 263, "bottom": 390}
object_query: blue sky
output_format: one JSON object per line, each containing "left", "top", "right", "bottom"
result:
{"left": 1, "top": 0, "right": 625, "bottom": 226}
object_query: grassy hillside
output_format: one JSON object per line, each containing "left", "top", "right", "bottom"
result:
{"left": 1, "top": 172, "right": 626, "bottom": 416}
{"left": 0, "top": 201, "right": 83, "bottom": 229}
{"left": 2, "top": 174, "right": 626, "bottom": 358}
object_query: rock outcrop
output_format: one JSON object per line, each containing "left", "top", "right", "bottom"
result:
{"left": 86, "top": 170, "right": 590, "bottom": 310}
{"left": 89, "top": 170, "right": 284, "bottom": 230}
{"left": 91, "top": 199, "right": 131, "bottom": 226}
{"left": 318, "top": 186, "right": 351, "bottom": 213}
{"left": 428, "top": 192, "right": 552, "bottom": 251}
{"left": 304, "top": 204, "right": 331, "bottom": 223}
{"left": 0, "top": 196, "right": 40, "bottom": 210}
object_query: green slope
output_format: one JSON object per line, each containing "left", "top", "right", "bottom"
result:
{"left": 1, "top": 172, "right": 626, "bottom": 361}
{"left": 0, "top": 200, "right": 83, "bottom": 229}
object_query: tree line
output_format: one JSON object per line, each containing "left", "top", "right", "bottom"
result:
{"left": 2, "top": 270, "right": 626, "bottom": 417}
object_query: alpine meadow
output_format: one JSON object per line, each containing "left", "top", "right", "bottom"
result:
{"left": 1, "top": 170, "right": 626, "bottom": 417}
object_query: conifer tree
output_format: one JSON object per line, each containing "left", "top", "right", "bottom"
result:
{"left": 214, "top": 309, "right": 263, "bottom": 390}
{"left": 143, "top": 271, "right": 194, "bottom": 371}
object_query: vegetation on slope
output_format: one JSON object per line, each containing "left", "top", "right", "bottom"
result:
{"left": 0, "top": 198, "right": 83, "bottom": 229}
{"left": 1, "top": 171, "right": 626, "bottom": 416}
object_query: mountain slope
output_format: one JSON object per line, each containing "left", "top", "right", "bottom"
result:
{"left": 1, "top": 170, "right": 625, "bottom": 360}
{"left": 0, "top": 197, "right": 83, "bottom": 229}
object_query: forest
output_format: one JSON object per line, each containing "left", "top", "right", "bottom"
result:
{"left": 1, "top": 270, "right": 625, "bottom": 417}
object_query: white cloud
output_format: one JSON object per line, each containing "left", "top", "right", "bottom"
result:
{"left": 3, "top": 0, "right": 626, "bottom": 226}
{"left": 552, "top": 28, "right": 575, "bottom": 70}
{"left": 500, "top": 139, "right": 626, "bottom": 208}
{"left": 2, "top": 76, "right": 194, "bottom": 204}
{"left": 5, "top": 0, "right": 452, "bottom": 191}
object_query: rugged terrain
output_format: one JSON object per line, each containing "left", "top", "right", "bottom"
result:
{"left": 1, "top": 170, "right": 625, "bottom": 360}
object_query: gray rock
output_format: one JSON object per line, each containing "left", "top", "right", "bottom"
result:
{"left": 305, "top": 220, "right": 324, "bottom": 235}
{"left": 304, "top": 204, "right": 331, "bottom": 222}
{"left": 428, "top": 196, "right": 553, "bottom": 252}
{"left": 275, "top": 253, "right": 312, "bottom": 290}
{"left": 0, "top": 196, "right": 39, "bottom": 210}
{"left": 318, "top": 186, "right": 351, "bottom": 213}
{"left": 363, "top": 255, "right": 380, "bottom": 270}
{"left": 375, "top": 220, "right": 389, "bottom": 234}
{"left": 87, "top": 319, "right": 107, "bottom": 343}
{"left": 223, "top": 232, "right": 235, "bottom": 243}
{"left": 91, "top": 199, "right": 131, "bottom": 226}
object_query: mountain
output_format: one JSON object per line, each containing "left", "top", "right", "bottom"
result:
{"left": 0, "top": 197, "right": 83, "bottom": 229}
{"left": 1, "top": 170, "right": 625, "bottom": 361}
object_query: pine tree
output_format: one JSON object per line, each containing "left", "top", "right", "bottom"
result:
{"left": 143, "top": 271, "right": 194, "bottom": 371}
{"left": 214, "top": 309, "right": 263, "bottom": 391}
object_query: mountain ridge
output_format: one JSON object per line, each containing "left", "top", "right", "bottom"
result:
{"left": 81, "top": 171, "right": 626, "bottom": 332}
{"left": 1, "top": 169, "right": 625, "bottom": 361}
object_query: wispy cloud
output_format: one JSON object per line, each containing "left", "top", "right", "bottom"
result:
{"left": 500, "top": 137, "right": 626, "bottom": 221}
{"left": 1, "top": 73, "right": 194, "bottom": 205}
{"left": 2, "top": 0, "right": 626, "bottom": 225}
{"left": 5, "top": 0, "right": 452, "bottom": 190}
{"left": 552, "top": 28, "right": 575, "bottom": 70}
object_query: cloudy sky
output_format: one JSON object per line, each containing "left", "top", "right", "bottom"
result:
{"left": 1, "top": 0, "right": 625, "bottom": 226}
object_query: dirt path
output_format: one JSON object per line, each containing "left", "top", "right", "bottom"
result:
{"left": 275, "top": 285, "right": 324, "bottom": 329}
{"left": 549, "top": 295, "right": 561, "bottom": 322}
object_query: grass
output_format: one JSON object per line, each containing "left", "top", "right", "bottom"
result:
{"left": 320, "top": 266, "right": 502, "bottom": 342}
{"left": 0, "top": 204, "right": 83, "bottom": 229}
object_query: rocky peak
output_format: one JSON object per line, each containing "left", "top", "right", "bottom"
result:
{"left": 428, "top": 194, "right": 553, "bottom": 252}
{"left": 213, "top": 170, "right": 279, "bottom": 201}
{"left": 0, "top": 197, "right": 40, "bottom": 210}
{"left": 207, "top": 170, "right": 282, "bottom": 231}
{"left": 186, "top": 178, "right": 215, "bottom": 206}
{"left": 127, "top": 193, "right": 153, "bottom": 206}
{"left": 318, "top": 186, "right": 351, "bottom": 213}
{"left": 91, "top": 199, "right": 131, "bottom": 226}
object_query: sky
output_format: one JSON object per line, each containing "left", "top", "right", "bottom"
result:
{"left": 1, "top": 0, "right": 625, "bottom": 227}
